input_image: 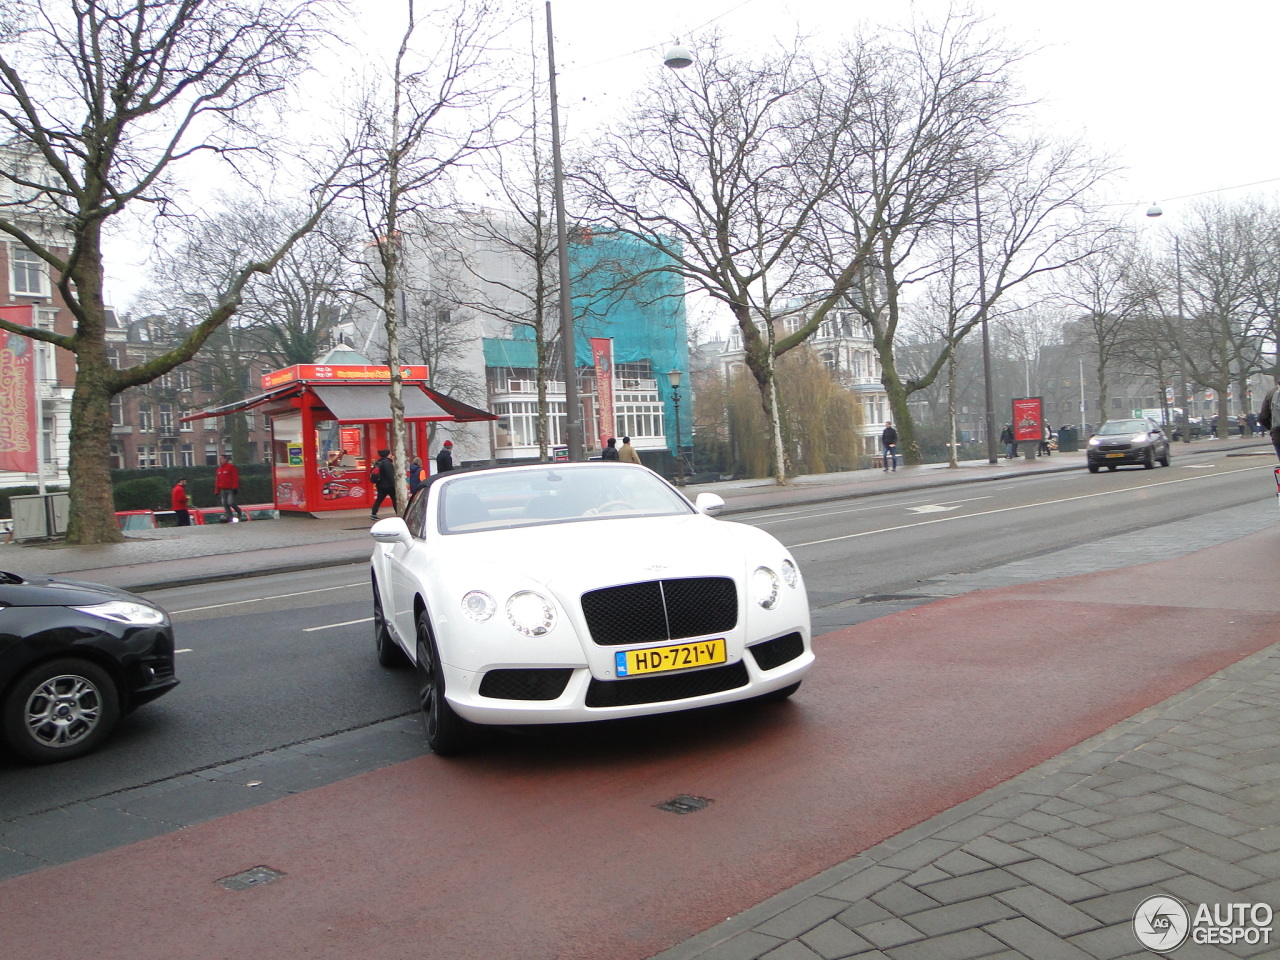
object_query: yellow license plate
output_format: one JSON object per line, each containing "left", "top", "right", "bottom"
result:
{"left": 1105, "top": 452, "right": 1125, "bottom": 458}
{"left": 616, "top": 638, "right": 727, "bottom": 677}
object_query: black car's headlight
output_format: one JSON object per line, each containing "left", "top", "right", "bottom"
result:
{"left": 71, "top": 600, "right": 168, "bottom": 626}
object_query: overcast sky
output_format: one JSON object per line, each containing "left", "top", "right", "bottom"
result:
{"left": 108, "top": 0, "right": 1274, "bottom": 309}
{"left": 539, "top": 0, "right": 1277, "bottom": 225}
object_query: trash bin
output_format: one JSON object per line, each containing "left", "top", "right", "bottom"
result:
{"left": 1057, "top": 426, "right": 1079, "bottom": 453}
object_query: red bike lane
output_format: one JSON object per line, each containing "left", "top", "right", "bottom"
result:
{"left": 2, "top": 531, "right": 1278, "bottom": 960}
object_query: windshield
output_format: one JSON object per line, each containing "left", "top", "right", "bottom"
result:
{"left": 1097, "top": 419, "right": 1151, "bottom": 436}
{"left": 437, "top": 464, "right": 694, "bottom": 534}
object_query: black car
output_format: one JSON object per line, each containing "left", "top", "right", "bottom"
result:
{"left": 1086, "top": 418, "right": 1172, "bottom": 472}
{"left": 0, "top": 571, "right": 178, "bottom": 764}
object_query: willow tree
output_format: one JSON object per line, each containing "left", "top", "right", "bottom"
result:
{"left": 0, "top": 0, "right": 350, "bottom": 543}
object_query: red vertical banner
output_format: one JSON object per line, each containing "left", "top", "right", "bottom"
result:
{"left": 0, "top": 309, "right": 38, "bottom": 474}
{"left": 1012, "top": 397, "right": 1043, "bottom": 444}
{"left": 590, "top": 337, "right": 615, "bottom": 448}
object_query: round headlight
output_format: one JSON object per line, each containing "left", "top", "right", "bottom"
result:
{"left": 780, "top": 558, "right": 799, "bottom": 589}
{"left": 506, "top": 591, "right": 557, "bottom": 637}
{"left": 461, "top": 590, "right": 496, "bottom": 622}
{"left": 751, "top": 566, "right": 780, "bottom": 609}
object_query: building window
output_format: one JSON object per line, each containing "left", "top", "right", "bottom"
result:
{"left": 495, "top": 400, "right": 564, "bottom": 448}
{"left": 110, "top": 396, "right": 124, "bottom": 426}
{"left": 206, "top": 444, "right": 221, "bottom": 465}
{"left": 137, "top": 444, "right": 158, "bottom": 468}
{"left": 158, "top": 403, "right": 174, "bottom": 434}
{"left": 138, "top": 403, "right": 153, "bottom": 431}
{"left": 109, "top": 443, "right": 123, "bottom": 470}
{"left": 204, "top": 416, "right": 218, "bottom": 431}
{"left": 180, "top": 443, "right": 195, "bottom": 467}
{"left": 160, "top": 440, "right": 176, "bottom": 468}
{"left": 179, "top": 408, "right": 193, "bottom": 432}
{"left": 10, "top": 246, "right": 45, "bottom": 295}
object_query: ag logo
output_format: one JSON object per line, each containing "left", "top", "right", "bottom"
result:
{"left": 1134, "top": 895, "right": 1190, "bottom": 952}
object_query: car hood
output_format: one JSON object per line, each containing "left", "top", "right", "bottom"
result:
{"left": 0, "top": 571, "right": 149, "bottom": 608}
{"left": 439, "top": 514, "right": 778, "bottom": 589}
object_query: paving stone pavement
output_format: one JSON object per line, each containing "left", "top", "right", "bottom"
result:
{"left": 653, "top": 621, "right": 1280, "bottom": 960}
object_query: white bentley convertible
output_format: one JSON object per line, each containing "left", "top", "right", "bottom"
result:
{"left": 370, "top": 462, "right": 812, "bottom": 754}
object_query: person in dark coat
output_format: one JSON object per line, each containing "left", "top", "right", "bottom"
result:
{"left": 1000, "top": 424, "right": 1015, "bottom": 459}
{"left": 435, "top": 439, "right": 454, "bottom": 474}
{"left": 370, "top": 448, "right": 397, "bottom": 520}
{"left": 408, "top": 456, "right": 427, "bottom": 494}
{"left": 1259, "top": 386, "right": 1280, "bottom": 461}
{"left": 600, "top": 437, "right": 620, "bottom": 461}
{"left": 880, "top": 422, "right": 898, "bottom": 471}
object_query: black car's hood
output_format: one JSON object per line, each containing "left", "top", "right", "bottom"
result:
{"left": 0, "top": 571, "right": 145, "bottom": 608}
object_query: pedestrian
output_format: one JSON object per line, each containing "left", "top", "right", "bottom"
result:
{"left": 435, "top": 439, "right": 454, "bottom": 474}
{"left": 1039, "top": 422, "right": 1053, "bottom": 456}
{"left": 1259, "top": 386, "right": 1280, "bottom": 462}
{"left": 171, "top": 477, "right": 191, "bottom": 526}
{"left": 1000, "top": 424, "right": 1015, "bottom": 459}
{"left": 618, "top": 436, "right": 642, "bottom": 464}
{"left": 600, "top": 437, "right": 620, "bottom": 461}
{"left": 408, "top": 456, "right": 427, "bottom": 495}
{"left": 880, "top": 421, "right": 898, "bottom": 471}
{"left": 370, "top": 448, "right": 397, "bottom": 520}
{"left": 214, "top": 455, "right": 247, "bottom": 522}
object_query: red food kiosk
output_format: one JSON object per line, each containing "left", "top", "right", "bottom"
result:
{"left": 181, "top": 363, "right": 496, "bottom": 515}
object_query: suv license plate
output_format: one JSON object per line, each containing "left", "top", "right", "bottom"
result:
{"left": 616, "top": 639, "right": 727, "bottom": 677}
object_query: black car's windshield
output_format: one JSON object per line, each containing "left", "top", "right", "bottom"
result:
{"left": 1096, "top": 419, "right": 1152, "bottom": 436}
{"left": 437, "top": 464, "right": 694, "bottom": 533}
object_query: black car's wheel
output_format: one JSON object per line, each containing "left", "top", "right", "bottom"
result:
{"left": 1088, "top": 463, "right": 1100, "bottom": 473}
{"left": 373, "top": 577, "right": 407, "bottom": 668}
{"left": 1143, "top": 448, "right": 1155, "bottom": 469}
{"left": 415, "top": 612, "right": 474, "bottom": 756}
{"left": 2, "top": 658, "right": 121, "bottom": 764}
{"left": 1159, "top": 446, "right": 1171, "bottom": 467}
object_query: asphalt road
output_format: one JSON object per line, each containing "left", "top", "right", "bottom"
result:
{"left": 0, "top": 449, "right": 1269, "bottom": 823}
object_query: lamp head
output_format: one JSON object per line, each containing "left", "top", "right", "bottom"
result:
{"left": 1146, "top": 203, "right": 1163, "bottom": 218}
{"left": 664, "top": 44, "right": 693, "bottom": 69}
{"left": 667, "top": 368, "right": 682, "bottom": 389}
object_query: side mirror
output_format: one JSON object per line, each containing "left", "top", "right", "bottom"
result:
{"left": 694, "top": 492, "right": 725, "bottom": 517}
{"left": 371, "top": 516, "right": 412, "bottom": 544}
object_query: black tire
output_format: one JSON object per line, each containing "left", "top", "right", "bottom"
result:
{"left": 415, "top": 611, "right": 475, "bottom": 756}
{"left": 756, "top": 681, "right": 802, "bottom": 704}
{"left": 373, "top": 576, "right": 407, "bottom": 668}
{"left": 1088, "top": 463, "right": 1100, "bottom": 474}
{"left": 1143, "top": 449, "right": 1155, "bottom": 469}
{"left": 1159, "top": 446, "right": 1171, "bottom": 467}
{"left": 2, "top": 658, "right": 121, "bottom": 764}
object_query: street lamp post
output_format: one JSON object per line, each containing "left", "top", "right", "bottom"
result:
{"left": 668, "top": 368, "right": 684, "bottom": 485}
{"left": 545, "top": 1, "right": 582, "bottom": 461}
{"left": 1146, "top": 204, "right": 1193, "bottom": 443}
{"left": 975, "top": 179, "right": 997, "bottom": 464}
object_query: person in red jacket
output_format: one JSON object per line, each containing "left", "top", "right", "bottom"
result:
{"left": 214, "top": 455, "right": 247, "bottom": 522}
{"left": 171, "top": 478, "right": 191, "bottom": 526}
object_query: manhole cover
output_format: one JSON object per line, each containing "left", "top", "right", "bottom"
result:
{"left": 217, "top": 865, "right": 285, "bottom": 891}
{"left": 656, "top": 794, "right": 713, "bottom": 814}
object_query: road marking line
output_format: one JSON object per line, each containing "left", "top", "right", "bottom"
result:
{"left": 169, "top": 582, "right": 365, "bottom": 615}
{"left": 304, "top": 617, "right": 374, "bottom": 632}
{"left": 175, "top": 648, "right": 193, "bottom": 653}
{"left": 751, "top": 495, "right": 991, "bottom": 526}
{"left": 786, "top": 463, "right": 1267, "bottom": 548}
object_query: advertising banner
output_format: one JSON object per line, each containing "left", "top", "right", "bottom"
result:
{"left": 590, "top": 337, "right": 615, "bottom": 447}
{"left": 1012, "top": 397, "right": 1044, "bottom": 444}
{"left": 261, "top": 364, "right": 431, "bottom": 390}
{"left": 0, "top": 307, "right": 37, "bottom": 474}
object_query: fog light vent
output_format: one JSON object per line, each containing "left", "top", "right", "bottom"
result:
{"left": 217, "top": 865, "right": 285, "bottom": 891}
{"left": 656, "top": 794, "right": 713, "bottom": 815}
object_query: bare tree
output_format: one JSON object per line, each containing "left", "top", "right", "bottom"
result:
{"left": 0, "top": 0, "right": 352, "bottom": 543}
{"left": 578, "top": 34, "right": 860, "bottom": 485}
{"left": 1054, "top": 233, "right": 1148, "bottom": 426}
{"left": 813, "top": 11, "right": 1115, "bottom": 465}
{"left": 351, "top": 0, "right": 508, "bottom": 510}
